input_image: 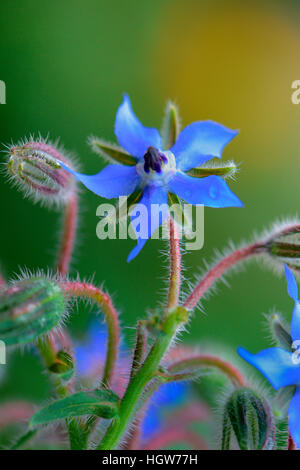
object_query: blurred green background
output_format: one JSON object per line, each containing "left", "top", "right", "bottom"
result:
{"left": 1, "top": 0, "right": 300, "bottom": 406}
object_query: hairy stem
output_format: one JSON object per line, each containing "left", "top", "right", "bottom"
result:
{"left": 11, "top": 429, "right": 38, "bottom": 450}
{"left": 183, "top": 242, "right": 265, "bottom": 310}
{"left": 56, "top": 191, "right": 78, "bottom": 276}
{"left": 60, "top": 281, "right": 119, "bottom": 387}
{"left": 124, "top": 377, "right": 166, "bottom": 450}
{"left": 36, "top": 334, "right": 70, "bottom": 397}
{"left": 37, "top": 332, "right": 86, "bottom": 449}
{"left": 167, "top": 354, "right": 246, "bottom": 387}
{"left": 167, "top": 218, "right": 181, "bottom": 312}
{"left": 97, "top": 308, "right": 187, "bottom": 450}
{"left": 125, "top": 323, "right": 149, "bottom": 449}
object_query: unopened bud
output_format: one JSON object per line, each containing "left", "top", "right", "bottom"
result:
{"left": 7, "top": 141, "right": 75, "bottom": 206}
{"left": 264, "top": 221, "right": 300, "bottom": 270}
{"left": 0, "top": 278, "right": 65, "bottom": 346}
{"left": 268, "top": 313, "right": 292, "bottom": 350}
{"left": 49, "top": 350, "right": 74, "bottom": 381}
{"left": 222, "top": 387, "right": 275, "bottom": 450}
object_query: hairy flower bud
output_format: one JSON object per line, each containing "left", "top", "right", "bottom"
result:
{"left": 222, "top": 387, "right": 275, "bottom": 450}
{"left": 0, "top": 278, "right": 66, "bottom": 346}
{"left": 263, "top": 220, "right": 300, "bottom": 270}
{"left": 49, "top": 350, "right": 74, "bottom": 382}
{"left": 7, "top": 140, "right": 75, "bottom": 206}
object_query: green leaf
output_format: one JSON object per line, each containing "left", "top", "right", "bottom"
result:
{"left": 30, "top": 390, "right": 119, "bottom": 427}
{"left": 11, "top": 429, "right": 37, "bottom": 450}
{"left": 89, "top": 138, "right": 136, "bottom": 166}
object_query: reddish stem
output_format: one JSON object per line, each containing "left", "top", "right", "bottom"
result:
{"left": 271, "top": 223, "right": 300, "bottom": 239}
{"left": 167, "top": 218, "right": 181, "bottom": 311}
{"left": 183, "top": 242, "right": 265, "bottom": 310}
{"left": 56, "top": 191, "right": 78, "bottom": 276}
{"left": 60, "top": 281, "right": 120, "bottom": 387}
{"left": 168, "top": 354, "right": 246, "bottom": 387}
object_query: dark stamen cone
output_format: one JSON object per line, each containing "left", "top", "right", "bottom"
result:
{"left": 144, "top": 147, "right": 167, "bottom": 174}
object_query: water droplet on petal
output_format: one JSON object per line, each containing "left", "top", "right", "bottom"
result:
{"left": 209, "top": 184, "right": 219, "bottom": 199}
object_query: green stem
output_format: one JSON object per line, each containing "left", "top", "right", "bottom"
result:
{"left": 167, "top": 354, "right": 246, "bottom": 388}
{"left": 36, "top": 334, "right": 69, "bottom": 397}
{"left": 59, "top": 281, "right": 120, "bottom": 447}
{"left": 11, "top": 429, "right": 38, "bottom": 450}
{"left": 36, "top": 334, "right": 84, "bottom": 449}
{"left": 130, "top": 320, "right": 147, "bottom": 380}
{"left": 97, "top": 308, "right": 187, "bottom": 450}
{"left": 167, "top": 217, "right": 181, "bottom": 312}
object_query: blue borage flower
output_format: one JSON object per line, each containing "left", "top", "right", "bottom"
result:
{"left": 59, "top": 95, "right": 242, "bottom": 261}
{"left": 75, "top": 322, "right": 108, "bottom": 377}
{"left": 142, "top": 382, "right": 188, "bottom": 439}
{"left": 238, "top": 265, "right": 300, "bottom": 448}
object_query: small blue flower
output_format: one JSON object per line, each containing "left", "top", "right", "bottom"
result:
{"left": 75, "top": 322, "right": 108, "bottom": 377}
{"left": 142, "top": 382, "right": 188, "bottom": 438}
{"left": 60, "top": 95, "right": 242, "bottom": 261}
{"left": 238, "top": 265, "right": 300, "bottom": 448}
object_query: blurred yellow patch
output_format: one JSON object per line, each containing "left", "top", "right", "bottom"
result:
{"left": 152, "top": 0, "right": 300, "bottom": 167}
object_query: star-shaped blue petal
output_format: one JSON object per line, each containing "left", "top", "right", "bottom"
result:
{"left": 238, "top": 265, "right": 300, "bottom": 448}
{"left": 59, "top": 95, "right": 242, "bottom": 261}
{"left": 115, "top": 94, "right": 162, "bottom": 159}
{"left": 170, "top": 120, "right": 238, "bottom": 172}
